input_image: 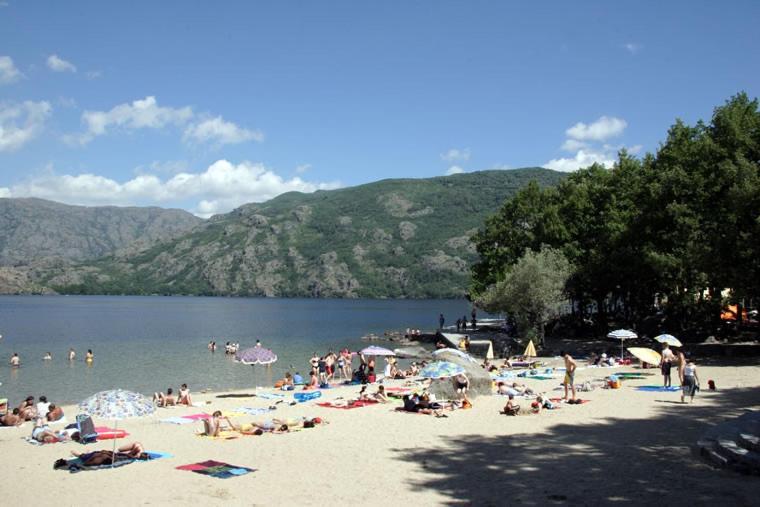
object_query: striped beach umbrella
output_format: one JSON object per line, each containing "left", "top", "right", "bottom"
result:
{"left": 419, "top": 361, "right": 466, "bottom": 379}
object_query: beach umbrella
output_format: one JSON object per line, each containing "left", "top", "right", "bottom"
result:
{"left": 359, "top": 345, "right": 395, "bottom": 356}
{"left": 78, "top": 389, "right": 155, "bottom": 466}
{"left": 432, "top": 347, "right": 479, "bottom": 363}
{"left": 523, "top": 340, "right": 537, "bottom": 358}
{"left": 654, "top": 334, "right": 682, "bottom": 347}
{"left": 607, "top": 329, "right": 638, "bottom": 359}
{"left": 235, "top": 347, "right": 277, "bottom": 388}
{"left": 627, "top": 347, "right": 662, "bottom": 366}
{"left": 235, "top": 346, "right": 278, "bottom": 365}
{"left": 419, "top": 361, "right": 466, "bottom": 379}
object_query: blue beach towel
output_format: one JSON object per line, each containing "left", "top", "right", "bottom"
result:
{"left": 294, "top": 391, "right": 322, "bottom": 402}
{"left": 635, "top": 386, "right": 681, "bottom": 392}
{"left": 257, "top": 393, "right": 285, "bottom": 400}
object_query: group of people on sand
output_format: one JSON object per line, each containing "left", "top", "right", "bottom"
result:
{"left": 8, "top": 348, "right": 93, "bottom": 366}
{"left": 199, "top": 410, "right": 324, "bottom": 437}
{"left": 659, "top": 343, "right": 700, "bottom": 403}
{"left": 152, "top": 384, "right": 193, "bottom": 407}
{"left": 1, "top": 395, "right": 65, "bottom": 427}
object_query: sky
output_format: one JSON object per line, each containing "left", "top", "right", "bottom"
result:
{"left": 1, "top": 1, "right": 759, "bottom": 217}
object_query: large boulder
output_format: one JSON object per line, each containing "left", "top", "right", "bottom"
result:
{"left": 427, "top": 349, "right": 492, "bottom": 400}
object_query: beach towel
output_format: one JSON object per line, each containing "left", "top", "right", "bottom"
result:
{"left": 55, "top": 451, "right": 170, "bottom": 473}
{"left": 256, "top": 393, "right": 285, "bottom": 400}
{"left": 196, "top": 430, "right": 239, "bottom": 440}
{"left": 216, "top": 393, "right": 258, "bottom": 399}
{"left": 635, "top": 386, "right": 681, "bottom": 392}
{"left": 160, "top": 416, "right": 195, "bottom": 425}
{"left": 232, "top": 407, "right": 273, "bottom": 416}
{"left": 181, "top": 413, "right": 211, "bottom": 420}
{"left": 294, "top": 391, "right": 322, "bottom": 403}
{"left": 316, "top": 400, "right": 378, "bottom": 410}
{"left": 176, "top": 460, "right": 255, "bottom": 479}
{"left": 549, "top": 398, "right": 591, "bottom": 404}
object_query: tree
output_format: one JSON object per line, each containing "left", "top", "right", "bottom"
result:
{"left": 476, "top": 247, "right": 571, "bottom": 346}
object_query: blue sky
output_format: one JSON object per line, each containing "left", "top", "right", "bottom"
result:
{"left": 1, "top": 1, "right": 759, "bottom": 216}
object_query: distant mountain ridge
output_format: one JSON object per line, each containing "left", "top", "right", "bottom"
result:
{"left": 34, "top": 168, "right": 565, "bottom": 298}
{"left": 0, "top": 198, "right": 203, "bottom": 266}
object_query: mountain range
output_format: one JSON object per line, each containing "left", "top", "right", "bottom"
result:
{"left": 0, "top": 168, "right": 564, "bottom": 297}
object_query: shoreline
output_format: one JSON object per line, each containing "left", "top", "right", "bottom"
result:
{"left": 2, "top": 358, "right": 759, "bottom": 505}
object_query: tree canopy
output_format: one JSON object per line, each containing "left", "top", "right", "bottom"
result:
{"left": 471, "top": 93, "right": 760, "bottom": 337}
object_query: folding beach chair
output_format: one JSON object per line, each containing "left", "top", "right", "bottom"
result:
{"left": 75, "top": 414, "right": 98, "bottom": 444}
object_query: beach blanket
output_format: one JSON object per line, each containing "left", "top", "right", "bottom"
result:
{"left": 635, "top": 386, "right": 681, "bottom": 392}
{"left": 176, "top": 460, "right": 255, "bottom": 479}
{"left": 216, "top": 393, "right": 258, "bottom": 398}
{"left": 56, "top": 451, "right": 170, "bottom": 473}
{"left": 160, "top": 416, "right": 195, "bottom": 425}
{"left": 181, "top": 413, "right": 211, "bottom": 421}
{"left": 294, "top": 391, "right": 322, "bottom": 403}
{"left": 316, "top": 400, "right": 379, "bottom": 410}
{"left": 550, "top": 398, "right": 591, "bottom": 404}
{"left": 232, "top": 407, "right": 273, "bottom": 416}
{"left": 256, "top": 393, "right": 285, "bottom": 400}
{"left": 196, "top": 430, "right": 239, "bottom": 440}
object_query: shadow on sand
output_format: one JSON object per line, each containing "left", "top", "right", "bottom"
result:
{"left": 393, "top": 387, "right": 760, "bottom": 505}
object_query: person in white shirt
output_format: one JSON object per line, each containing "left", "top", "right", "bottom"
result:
{"left": 36, "top": 396, "right": 50, "bottom": 418}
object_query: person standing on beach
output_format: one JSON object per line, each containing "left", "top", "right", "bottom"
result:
{"left": 661, "top": 344, "right": 675, "bottom": 387}
{"left": 676, "top": 349, "right": 686, "bottom": 385}
{"left": 561, "top": 351, "right": 577, "bottom": 402}
{"left": 439, "top": 313, "right": 445, "bottom": 330}
{"left": 681, "top": 358, "right": 699, "bottom": 403}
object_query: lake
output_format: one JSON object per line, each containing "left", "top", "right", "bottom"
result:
{"left": 0, "top": 295, "right": 480, "bottom": 404}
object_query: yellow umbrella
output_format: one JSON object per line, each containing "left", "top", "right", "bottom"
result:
{"left": 523, "top": 340, "right": 537, "bottom": 357}
{"left": 627, "top": 347, "right": 661, "bottom": 366}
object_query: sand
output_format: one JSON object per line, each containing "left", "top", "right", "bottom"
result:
{"left": 1, "top": 358, "right": 759, "bottom": 506}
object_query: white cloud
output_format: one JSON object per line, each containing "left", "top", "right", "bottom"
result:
{"left": 440, "top": 148, "right": 471, "bottom": 163}
{"left": 566, "top": 116, "right": 627, "bottom": 142}
{"left": 624, "top": 43, "right": 642, "bottom": 55}
{"left": 85, "top": 70, "right": 102, "bottom": 80}
{"left": 0, "top": 187, "right": 10, "bottom": 197}
{"left": 183, "top": 116, "right": 263, "bottom": 146}
{"left": 4, "top": 160, "right": 342, "bottom": 218}
{"left": 0, "top": 100, "right": 52, "bottom": 152}
{"left": 69, "top": 96, "right": 193, "bottom": 145}
{"left": 46, "top": 54, "right": 77, "bottom": 73}
{"left": 560, "top": 139, "right": 588, "bottom": 152}
{"left": 445, "top": 165, "right": 465, "bottom": 176}
{"left": 0, "top": 55, "right": 21, "bottom": 84}
{"left": 295, "top": 164, "right": 311, "bottom": 174}
{"left": 544, "top": 149, "right": 616, "bottom": 173}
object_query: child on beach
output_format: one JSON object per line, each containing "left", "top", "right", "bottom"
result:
{"left": 501, "top": 394, "right": 520, "bottom": 416}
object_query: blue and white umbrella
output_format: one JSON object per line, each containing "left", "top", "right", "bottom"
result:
{"left": 79, "top": 389, "right": 155, "bottom": 420}
{"left": 432, "top": 347, "right": 479, "bottom": 364}
{"left": 419, "top": 361, "right": 466, "bottom": 379}
{"left": 607, "top": 329, "right": 638, "bottom": 359}
{"left": 654, "top": 334, "right": 682, "bottom": 347}
{"left": 78, "top": 389, "right": 155, "bottom": 465}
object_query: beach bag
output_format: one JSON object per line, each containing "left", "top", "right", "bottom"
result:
{"left": 708, "top": 380, "right": 716, "bottom": 390}
{"left": 75, "top": 414, "right": 97, "bottom": 444}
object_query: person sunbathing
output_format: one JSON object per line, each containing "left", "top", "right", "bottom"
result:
{"left": 303, "top": 371, "right": 319, "bottom": 390}
{"left": 178, "top": 384, "right": 192, "bottom": 406}
{"left": 46, "top": 404, "right": 64, "bottom": 422}
{"left": 203, "top": 411, "right": 238, "bottom": 437}
{"left": 402, "top": 394, "right": 446, "bottom": 416}
{"left": 57, "top": 442, "right": 149, "bottom": 468}
{"left": 511, "top": 383, "right": 534, "bottom": 395}
{"left": 372, "top": 385, "right": 389, "bottom": 403}
{"left": 1, "top": 408, "right": 23, "bottom": 426}
{"left": 18, "top": 396, "right": 37, "bottom": 420}
{"left": 501, "top": 395, "right": 521, "bottom": 416}
{"left": 153, "top": 388, "right": 176, "bottom": 407}
{"left": 32, "top": 418, "right": 67, "bottom": 443}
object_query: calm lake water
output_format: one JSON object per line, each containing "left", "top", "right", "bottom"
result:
{"left": 0, "top": 296, "right": 479, "bottom": 404}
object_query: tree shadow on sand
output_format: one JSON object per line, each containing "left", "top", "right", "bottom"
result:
{"left": 393, "top": 387, "right": 760, "bottom": 506}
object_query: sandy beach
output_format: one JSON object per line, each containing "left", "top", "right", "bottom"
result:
{"left": 1, "top": 358, "right": 759, "bottom": 506}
